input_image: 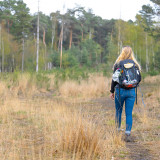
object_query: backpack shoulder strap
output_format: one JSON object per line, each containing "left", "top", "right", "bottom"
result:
{"left": 120, "top": 59, "right": 135, "bottom": 65}
{"left": 113, "top": 62, "right": 121, "bottom": 72}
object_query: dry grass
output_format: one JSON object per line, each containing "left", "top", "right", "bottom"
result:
{"left": 0, "top": 73, "right": 124, "bottom": 160}
{"left": 1, "top": 72, "right": 160, "bottom": 159}
{"left": 59, "top": 75, "right": 110, "bottom": 99}
{"left": 0, "top": 73, "right": 39, "bottom": 98}
{"left": 131, "top": 76, "right": 160, "bottom": 144}
{"left": 0, "top": 73, "right": 111, "bottom": 99}
{"left": 0, "top": 98, "right": 124, "bottom": 160}
{"left": 143, "top": 75, "right": 160, "bottom": 84}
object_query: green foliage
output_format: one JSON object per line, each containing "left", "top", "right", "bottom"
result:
{"left": 49, "top": 50, "right": 60, "bottom": 67}
{"left": 148, "top": 70, "right": 160, "bottom": 76}
{"left": 54, "top": 67, "right": 89, "bottom": 82}
{"left": 24, "top": 57, "right": 36, "bottom": 72}
{"left": 35, "top": 73, "right": 50, "bottom": 89}
{"left": 141, "top": 70, "right": 160, "bottom": 80}
{"left": 49, "top": 40, "right": 102, "bottom": 69}
{"left": 0, "top": 71, "right": 20, "bottom": 89}
{"left": 1, "top": 71, "right": 19, "bottom": 82}
{"left": 10, "top": 0, "right": 32, "bottom": 42}
{"left": 62, "top": 52, "right": 78, "bottom": 68}
{"left": 50, "top": 50, "right": 78, "bottom": 68}
{"left": 80, "top": 47, "right": 91, "bottom": 66}
{"left": 0, "top": 0, "right": 160, "bottom": 75}
{"left": 155, "top": 48, "right": 160, "bottom": 70}
{"left": 105, "top": 33, "right": 118, "bottom": 65}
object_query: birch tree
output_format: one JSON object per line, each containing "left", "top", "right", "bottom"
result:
{"left": 0, "top": 24, "right": 1, "bottom": 72}
{"left": 145, "top": 33, "right": 149, "bottom": 72}
{"left": 50, "top": 12, "right": 57, "bottom": 49}
{"left": 36, "top": 0, "right": 40, "bottom": 72}
{"left": 60, "top": 20, "right": 64, "bottom": 68}
{"left": 2, "top": 37, "right": 4, "bottom": 72}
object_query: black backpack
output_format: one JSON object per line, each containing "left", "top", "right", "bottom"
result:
{"left": 118, "top": 59, "right": 141, "bottom": 89}
{"left": 112, "top": 59, "right": 141, "bottom": 105}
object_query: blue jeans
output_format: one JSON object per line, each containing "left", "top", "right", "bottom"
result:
{"left": 115, "top": 87, "right": 136, "bottom": 134}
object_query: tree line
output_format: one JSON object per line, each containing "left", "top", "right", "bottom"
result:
{"left": 0, "top": 0, "right": 160, "bottom": 73}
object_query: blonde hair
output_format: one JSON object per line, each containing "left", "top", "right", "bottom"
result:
{"left": 114, "top": 46, "right": 141, "bottom": 70}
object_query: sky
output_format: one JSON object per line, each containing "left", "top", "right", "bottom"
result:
{"left": 23, "top": 0, "right": 151, "bottom": 21}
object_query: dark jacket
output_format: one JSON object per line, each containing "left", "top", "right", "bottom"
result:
{"left": 110, "top": 63, "right": 118, "bottom": 93}
{"left": 110, "top": 60, "right": 141, "bottom": 93}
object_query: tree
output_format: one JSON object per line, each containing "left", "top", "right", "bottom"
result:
{"left": 65, "top": 7, "right": 84, "bottom": 49}
{"left": 36, "top": 0, "right": 39, "bottom": 72}
{"left": 0, "top": 0, "right": 16, "bottom": 72}
{"left": 139, "top": 1, "right": 158, "bottom": 71}
{"left": 81, "top": 9, "right": 97, "bottom": 40}
{"left": 11, "top": 0, "right": 31, "bottom": 72}
{"left": 50, "top": 12, "right": 58, "bottom": 50}
{"left": 0, "top": 0, "right": 16, "bottom": 37}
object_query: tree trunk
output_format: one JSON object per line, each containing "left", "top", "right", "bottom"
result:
{"left": 96, "top": 52, "right": 98, "bottom": 65}
{"left": 111, "top": 30, "right": 113, "bottom": 42}
{"left": 7, "top": 20, "right": 10, "bottom": 41}
{"left": 12, "top": 54, "right": 14, "bottom": 72}
{"left": 145, "top": 33, "right": 149, "bottom": 72}
{"left": 22, "top": 38, "right": 25, "bottom": 72}
{"left": 140, "top": 47, "right": 142, "bottom": 66}
{"left": 51, "top": 31, "right": 55, "bottom": 50}
{"left": 51, "top": 18, "right": 56, "bottom": 49}
{"left": 2, "top": 37, "right": 4, "bottom": 72}
{"left": 58, "top": 31, "right": 61, "bottom": 52}
{"left": 118, "top": 20, "right": 121, "bottom": 55}
{"left": 69, "top": 28, "right": 72, "bottom": 49}
{"left": 36, "top": 0, "right": 40, "bottom": 72}
{"left": 43, "top": 27, "right": 47, "bottom": 70}
{"left": 81, "top": 24, "right": 83, "bottom": 41}
{"left": 0, "top": 24, "right": 1, "bottom": 72}
{"left": 151, "top": 39, "right": 155, "bottom": 69}
{"left": 135, "top": 31, "right": 138, "bottom": 59}
{"left": 34, "top": 33, "right": 36, "bottom": 56}
{"left": 60, "top": 23, "right": 63, "bottom": 69}
{"left": 89, "top": 28, "right": 92, "bottom": 39}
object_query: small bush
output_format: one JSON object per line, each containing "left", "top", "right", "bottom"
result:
{"left": 35, "top": 73, "right": 50, "bottom": 89}
{"left": 148, "top": 70, "right": 159, "bottom": 76}
{"left": 54, "top": 67, "right": 89, "bottom": 86}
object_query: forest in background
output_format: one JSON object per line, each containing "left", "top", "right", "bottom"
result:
{"left": 0, "top": 0, "right": 160, "bottom": 74}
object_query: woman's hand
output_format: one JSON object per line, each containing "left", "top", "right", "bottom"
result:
{"left": 110, "top": 93, "right": 114, "bottom": 100}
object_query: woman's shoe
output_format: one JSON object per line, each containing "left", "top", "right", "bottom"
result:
{"left": 118, "top": 128, "right": 124, "bottom": 132}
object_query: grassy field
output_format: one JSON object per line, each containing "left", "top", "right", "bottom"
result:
{"left": 0, "top": 73, "right": 160, "bottom": 159}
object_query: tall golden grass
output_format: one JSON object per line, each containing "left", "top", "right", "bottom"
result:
{"left": 143, "top": 75, "right": 160, "bottom": 84}
{"left": 0, "top": 73, "right": 124, "bottom": 159}
{"left": 0, "top": 73, "right": 110, "bottom": 99}
{"left": 131, "top": 75, "right": 160, "bottom": 144}
{"left": 0, "top": 98, "right": 124, "bottom": 159}
{"left": 59, "top": 75, "right": 110, "bottom": 99}
{"left": 2, "top": 72, "right": 160, "bottom": 159}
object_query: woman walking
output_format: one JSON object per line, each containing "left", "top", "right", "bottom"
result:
{"left": 110, "top": 46, "right": 141, "bottom": 142}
